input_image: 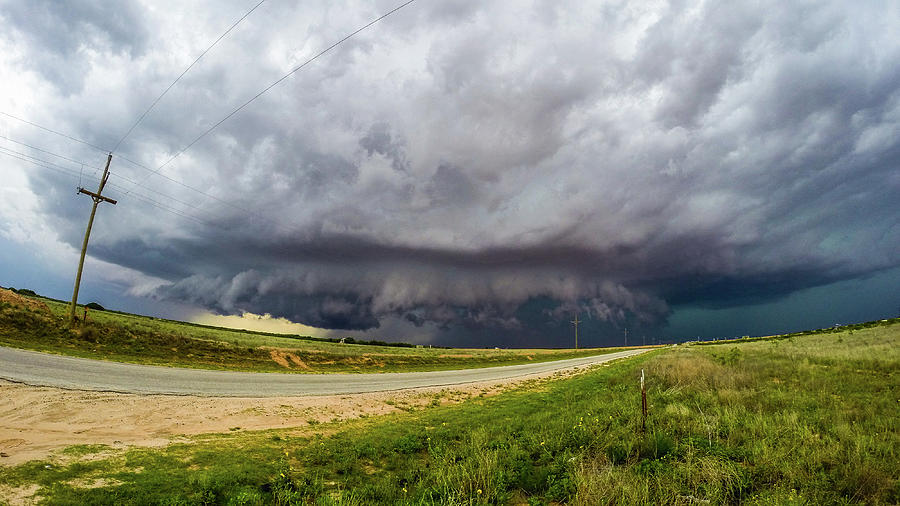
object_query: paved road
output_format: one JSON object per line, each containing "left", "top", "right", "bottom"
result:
{"left": 0, "top": 346, "right": 647, "bottom": 397}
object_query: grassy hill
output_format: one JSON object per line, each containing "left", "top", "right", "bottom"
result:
{"left": 0, "top": 288, "right": 625, "bottom": 373}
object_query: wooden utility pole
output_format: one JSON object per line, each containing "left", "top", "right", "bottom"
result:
{"left": 571, "top": 313, "right": 581, "bottom": 349}
{"left": 67, "top": 153, "right": 116, "bottom": 326}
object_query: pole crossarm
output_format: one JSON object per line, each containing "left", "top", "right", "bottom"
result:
{"left": 77, "top": 187, "right": 117, "bottom": 205}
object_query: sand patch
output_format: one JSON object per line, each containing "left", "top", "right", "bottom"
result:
{"left": 269, "top": 350, "right": 291, "bottom": 368}
{"left": 0, "top": 484, "right": 40, "bottom": 506}
{"left": 267, "top": 349, "right": 314, "bottom": 370}
{"left": 286, "top": 352, "right": 310, "bottom": 370}
{"left": 0, "top": 363, "right": 598, "bottom": 467}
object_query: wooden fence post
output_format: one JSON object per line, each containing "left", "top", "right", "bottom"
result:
{"left": 641, "top": 369, "right": 648, "bottom": 432}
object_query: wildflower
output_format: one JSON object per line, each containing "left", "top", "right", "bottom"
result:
{"left": 540, "top": 441, "right": 545, "bottom": 445}
{"left": 403, "top": 487, "right": 408, "bottom": 493}
{"left": 477, "top": 489, "right": 482, "bottom": 495}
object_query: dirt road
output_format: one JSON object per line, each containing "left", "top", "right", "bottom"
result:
{"left": 0, "top": 346, "right": 647, "bottom": 396}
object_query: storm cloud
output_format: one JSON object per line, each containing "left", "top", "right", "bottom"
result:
{"left": 1, "top": 0, "right": 898, "bottom": 345}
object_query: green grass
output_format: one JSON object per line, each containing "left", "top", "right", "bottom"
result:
{"left": 2, "top": 319, "right": 897, "bottom": 504}
{"left": 0, "top": 290, "right": 625, "bottom": 373}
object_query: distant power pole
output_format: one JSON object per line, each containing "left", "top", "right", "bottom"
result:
{"left": 624, "top": 327, "right": 628, "bottom": 347}
{"left": 571, "top": 314, "right": 581, "bottom": 349}
{"left": 67, "top": 153, "right": 117, "bottom": 326}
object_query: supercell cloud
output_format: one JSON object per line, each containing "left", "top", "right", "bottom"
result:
{"left": 0, "top": 0, "right": 898, "bottom": 345}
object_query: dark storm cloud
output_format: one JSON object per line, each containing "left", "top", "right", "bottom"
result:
{"left": 2, "top": 0, "right": 898, "bottom": 343}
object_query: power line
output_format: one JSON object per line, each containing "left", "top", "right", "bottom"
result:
{"left": 0, "top": 110, "right": 109, "bottom": 153}
{"left": 104, "top": 181, "right": 224, "bottom": 229}
{"left": 130, "top": 0, "right": 418, "bottom": 191}
{"left": 0, "top": 136, "right": 200, "bottom": 212}
{"left": 0, "top": 147, "right": 220, "bottom": 228}
{"left": 0, "top": 142, "right": 217, "bottom": 225}
{"left": 111, "top": 0, "right": 268, "bottom": 153}
{"left": 0, "top": 146, "right": 96, "bottom": 177}
{"left": 108, "top": 171, "right": 205, "bottom": 211}
{"left": 4, "top": 0, "right": 419, "bottom": 237}
{"left": 0, "top": 145, "right": 96, "bottom": 182}
{"left": 0, "top": 121, "right": 254, "bottom": 217}
{"left": 0, "top": 134, "right": 100, "bottom": 169}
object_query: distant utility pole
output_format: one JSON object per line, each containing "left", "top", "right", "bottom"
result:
{"left": 67, "top": 153, "right": 116, "bottom": 326}
{"left": 571, "top": 313, "right": 581, "bottom": 349}
{"left": 624, "top": 327, "right": 628, "bottom": 347}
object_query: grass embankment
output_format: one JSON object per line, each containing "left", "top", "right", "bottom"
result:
{"left": 2, "top": 319, "right": 897, "bottom": 504}
{"left": 0, "top": 289, "right": 617, "bottom": 373}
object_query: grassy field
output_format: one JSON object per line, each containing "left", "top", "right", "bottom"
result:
{"left": 0, "top": 288, "right": 625, "bottom": 373}
{"left": 1, "top": 318, "right": 897, "bottom": 504}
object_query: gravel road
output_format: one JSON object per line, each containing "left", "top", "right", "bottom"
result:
{"left": 0, "top": 346, "right": 647, "bottom": 397}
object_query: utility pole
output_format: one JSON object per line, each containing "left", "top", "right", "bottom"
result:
{"left": 571, "top": 313, "right": 581, "bottom": 349}
{"left": 67, "top": 153, "right": 116, "bottom": 326}
{"left": 624, "top": 327, "right": 628, "bottom": 347}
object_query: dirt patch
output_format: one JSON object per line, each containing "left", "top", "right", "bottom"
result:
{"left": 0, "top": 363, "right": 601, "bottom": 467}
{"left": 267, "top": 349, "right": 314, "bottom": 370}
{"left": 0, "top": 483, "right": 40, "bottom": 506}
{"left": 0, "top": 289, "right": 50, "bottom": 315}
{"left": 285, "top": 352, "right": 311, "bottom": 370}
{"left": 269, "top": 350, "right": 291, "bottom": 368}
{"left": 66, "top": 477, "right": 123, "bottom": 489}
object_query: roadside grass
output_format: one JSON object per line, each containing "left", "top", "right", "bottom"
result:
{"left": 0, "top": 289, "right": 624, "bottom": 373}
{"left": 1, "top": 319, "right": 897, "bottom": 504}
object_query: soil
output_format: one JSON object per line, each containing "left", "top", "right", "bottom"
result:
{"left": 0, "top": 366, "right": 588, "bottom": 468}
{"left": 0, "top": 289, "right": 50, "bottom": 315}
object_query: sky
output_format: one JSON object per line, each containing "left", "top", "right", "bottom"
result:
{"left": 0, "top": 0, "right": 897, "bottom": 348}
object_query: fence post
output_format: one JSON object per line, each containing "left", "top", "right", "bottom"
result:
{"left": 641, "top": 369, "right": 648, "bottom": 432}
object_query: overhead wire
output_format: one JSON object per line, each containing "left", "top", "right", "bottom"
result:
{"left": 0, "top": 139, "right": 217, "bottom": 226}
{"left": 104, "top": 181, "right": 225, "bottom": 229}
{"left": 0, "top": 134, "right": 99, "bottom": 168}
{"left": 1, "top": 115, "right": 251, "bottom": 217}
{"left": 109, "top": 170, "right": 206, "bottom": 212}
{"left": 0, "top": 145, "right": 93, "bottom": 182}
{"left": 127, "top": 0, "right": 418, "bottom": 192}
{"left": 0, "top": 110, "right": 109, "bottom": 153}
{"left": 3, "top": 0, "right": 420, "bottom": 235}
{"left": 0, "top": 146, "right": 221, "bottom": 228}
{"left": 111, "top": 0, "right": 268, "bottom": 153}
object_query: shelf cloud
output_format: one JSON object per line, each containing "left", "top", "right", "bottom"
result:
{"left": 2, "top": 0, "right": 898, "bottom": 345}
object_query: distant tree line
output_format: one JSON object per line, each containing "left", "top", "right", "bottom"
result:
{"left": 3, "top": 286, "right": 37, "bottom": 297}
